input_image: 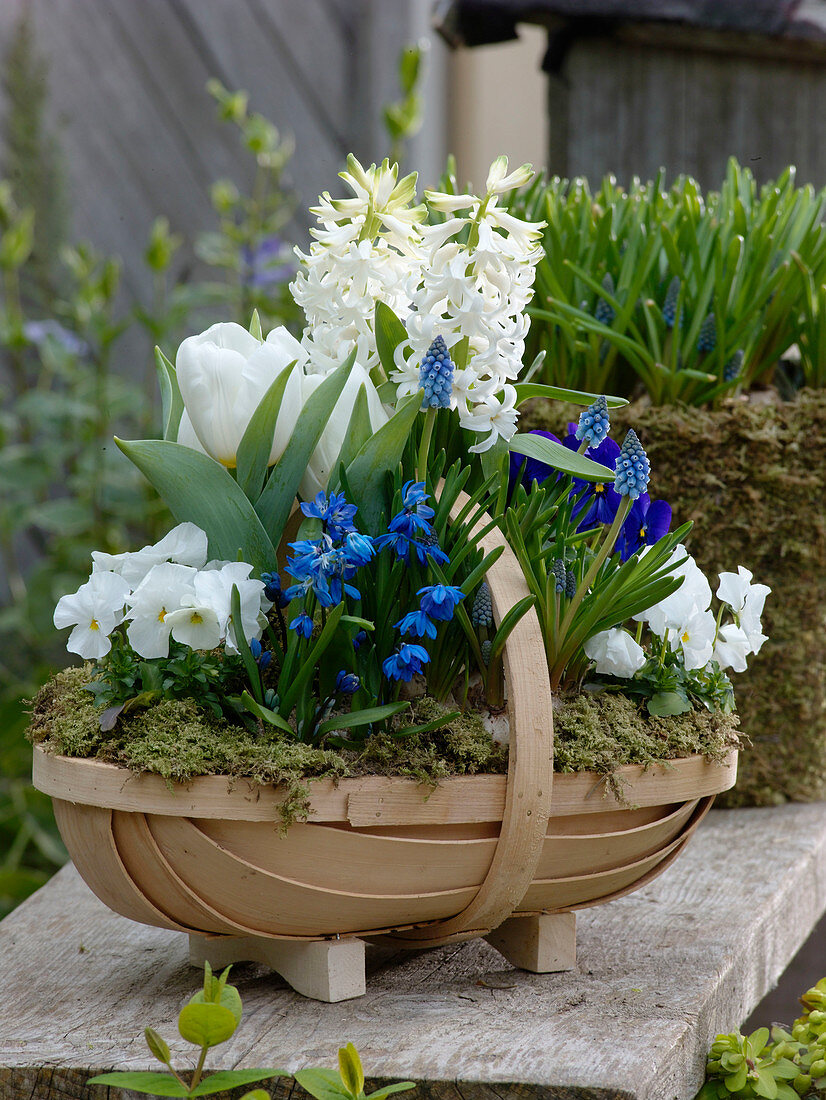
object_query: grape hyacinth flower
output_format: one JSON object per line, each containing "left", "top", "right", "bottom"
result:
{"left": 417, "top": 583, "right": 465, "bottom": 621}
{"left": 565, "top": 569, "right": 577, "bottom": 599}
{"left": 662, "top": 276, "right": 682, "bottom": 329}
{"left": 618, "top": 493, "right": 672, "bottom": 561}
{"left": 724, "top": 350, "right": 743, "bottom": 382}
{"left": 614, "top": 429, "right": 650, "bottom": 500}
{"left": 575, "top": 394, "right": 610, "bottom": 448}
{"left": 552, "top": 559, "right": 566, "bottom": 594}
{"left": 419, "top": 335, "right": 454, "bottom": 409}
{"left": 383, "top": 643, "right": 430, "bottom": 682}
{"left": 595, "top": 273, "right": 616, "bottom": 325}
{"left": 480, "top": 639, "right": 492, "bottom": 664}
{"left": 471, "top": 581, "right": 493, "bottom": 628}
{"left": 697, "top": 312, "right": 716, "bottom": 353}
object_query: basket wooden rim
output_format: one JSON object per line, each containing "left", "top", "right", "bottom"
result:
{"left": 32, "top": 743, "right": 738, "bottom": 825}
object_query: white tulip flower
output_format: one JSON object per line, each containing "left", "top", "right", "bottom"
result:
{"left": 176, "top": 321, "right": 306, "bottom": 468}
{"left": 53, "top": 571, "right": 131, "bottom": 660}
{"left": 668, "top": 607, "right": 717, "bottom": 671}
{"left": 584, "top": 628, "right": 647, "bottom": 679}
{"left": 125, "top": 562, "right": 198, "bottom": 659}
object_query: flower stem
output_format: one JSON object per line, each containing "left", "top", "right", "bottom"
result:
{"left": 190, "top": 1045, "right": 209, "bottom": 1091}
{"left": 417, "top": 407, "right": 437, "bottom": 482}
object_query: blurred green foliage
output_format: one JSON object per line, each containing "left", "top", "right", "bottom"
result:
{"left": 511, "top": 158, "right": 826, "bottom": 404}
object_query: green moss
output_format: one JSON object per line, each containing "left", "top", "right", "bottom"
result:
{"left": 524, "top": 388, "right": 826, "bottom": 807}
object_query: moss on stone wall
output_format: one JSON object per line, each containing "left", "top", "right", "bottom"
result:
{"left": 524, "top": 388, "right": 826, "bottom": 806}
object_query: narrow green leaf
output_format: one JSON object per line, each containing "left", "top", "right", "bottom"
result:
{"left": 344, "top": 392, "right": 422, "bottom": 533}
{"left": 190, "top": 1070, "right": 288, "bottom": 1097}
{"left": 365, "top": 1084, "right": 417, "bottom": 1100}
{"left": 395, "top": 710, "right": 461, "bottom": 738}
{"left": 508, "top": 433, "right": 614, "bottom": 481}
{"left": 145, "top": 1026, "right": 171, "bottom": 1065}
{"left": 236, "top": 361, "right": 297, "bottom": 501}
{"left": 331, "top": 384, "right": 372, "bottom": 482}
{"left": 513, "top": 382, "right": 628, "bottom": 408}
{"left": 232, "top": 586, "right": 262, "bottom": 703}
{"left": 255, "top": 351, "right": 357, "bottom": 538}
{"left": 86, "top": 1072, "right": 189, "bottom": 1097}
{"left": 280, "top": 603, "right": 345, "bottom": 714}
{"left": 241, "top": 690, "right": 294, "bottom": 734}
{"left": 178, "top": 1001, "right": 238, "bottom": 1047}
{"left": 115, "top": 438, "right": 276, "bottom": 573}
{"left": 154, "top": 346, "right": 184, "bottom": 442}
{"left": 249, "top": 308, "right": 264, "bottom": 342}
{"left": 375, "top": 300, "right": 408, "bottom": 377}
{"left": 316, "top": 701, "right": 409, "bottom": 737}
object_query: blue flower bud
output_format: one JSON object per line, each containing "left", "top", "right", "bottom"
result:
{"left": 565, "top": 568, "right": 577, "bottom": 600}
{"left": 697, "top": 312, "right": 716, "bottom": 353}
{"left": 595, "top": 273, "right": 616, "bottom": 326}
{"left": 335, "top": 669, "right": 360, "bottom": 695}
{"left": 614, "top": 428, "right": 650, "bottom": 500}
{"left": 552, "top": 559, "right": 566, "bottom": 594}
{"left": 663, "top": 276, "right": 682, "bottom": 329}
{"left": 353, "top": 629, "right": 368, "bottom": 651}
{"left": 724, "top": 349, "right": 743, "bottom": 382}
{"left": 480, "top": 639, "right": 492, "bottom": 665}
{"left": 419, "top": 335, "right": 454, "bottom": 410}
{"left": 575, "top": 394, "right": 610, "bottom": 448}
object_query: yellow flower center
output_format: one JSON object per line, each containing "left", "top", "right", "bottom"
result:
{"left": 190, "top": 611, "right": 203, "bottom": 624}
{"left": 157, "top": 608, "right": 166, "bottom": 622}
{"left": 681, "top": 630, "right": 690, "bottom": 643}
{"left": 639, "top": 526, "right": 646, "bottom": 538}
{"left": 89, "top": 618, "right": 100, "bottom": 632}
{"left": 595, "top": 483, "right": 604, "bottom": 494}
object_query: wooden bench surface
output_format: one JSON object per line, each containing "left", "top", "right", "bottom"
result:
{"left": 3, "top": 803, "right": 826, "bottom": 1100}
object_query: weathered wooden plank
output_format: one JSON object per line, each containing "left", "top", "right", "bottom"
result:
{"left": 3, "top": 804, "right": 826, "bottom": 1099}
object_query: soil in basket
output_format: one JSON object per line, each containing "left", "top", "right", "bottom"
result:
{"left": 29, "top": 666, "right": 739, "bottom": 823}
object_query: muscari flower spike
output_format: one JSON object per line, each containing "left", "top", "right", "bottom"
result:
{"left": 480, "top": 639, "right": 492, "bottom": 665}
{"left": 552, "top": 559, "right": 566, "bottom": 594}
{"left": 697, "top": 312, "right": 716, "bottom": 353}
{"left": 724, "top": 349, "right": 743, "bottom": 382}
{"left": 471, "top": 581, "right": 493, "bottom": 629}
{"left": 614, "top": 428, "right": 650, "bottom": 500}
{"left": 419, "top": 334, "right": 454, "bottom": 410}
{"left": 565, "top": 568, "right": 577, "bottom": 600}
{"left": 595, "top": 273, "right": 615, "bottom": 326}
{"left": 575, "top": 394, "right": 610, "bottom": 448}
{"left": 662, "top": 276, "right": 682, "bottom": 329}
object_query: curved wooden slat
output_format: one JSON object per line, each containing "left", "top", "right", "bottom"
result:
{"left": 52, "top": 799, "right": 191, "bottom": 933}
{"left": 147, "top": 814, "right": 477, "bottom": 937}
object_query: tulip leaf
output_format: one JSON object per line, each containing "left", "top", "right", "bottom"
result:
{"left": 155, "top": 346, "right": 184, "bottom": 442}
{"left": 344, "top": 392, "right": 422, "bottom": 533}
{"left": 255, "top": 350, "right": 357, "bottom": 540}
{"left": 513, "top": 382, "right": 628, "bottom": 409}
{"left": 86, "top": 1072, "right": 189, "bottom": 1096}
{"left": 115, "top": 438, "right": 277, "bottom": 573}
{"left": 331, "top": 384, "right": 372, "bottom": 479}
{"left": 508, "top": 433, "right": 615, "bottom": 482}
{"left": 249, "top": 308, "right": 264, "bottom": 342}
{"left": 236, "top": 360, "right": 297, "bottom": 501}
{"left": 375, "top": 300, "right": 408, "bottom": 378}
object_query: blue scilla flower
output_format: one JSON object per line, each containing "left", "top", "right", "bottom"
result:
{"left": 618, "top": 493, "right": 672, "bottom": 561}
{"left": 261, "top": 570, "right": 290, "bottom": 609}
{"left": 353, "top": 629, "right": 368, "bottom": 651}
{"left": 663, "top": 276, "right": 682, "bottom": 329}
{"left": 697, "top": 312, "right": 716, "bottom": 353}
{"left": 250, "top": 638, "right": 272, "bottom": 669}
{"left": 388, "top": 481, "right": 435, "bottom": 539}
{"left": 419, "top": 335, "right": 454, "bottom": 409}
{"left": 614, "top": 429, "right": 650, "bottom": 500}
{"left": 335, "top": 669, "right": 360, "bottom": 695}
{"left": 395, "top": 609, "right": 438, "bottom": 639}
{"left": 300, "top": 490, "right": 358, "bottom": 539}
{"left": 595, "top": 273, "right": 615, "bottom": 326}
{"left": 343, "top": 531, "right": 375, "bottom": 568}
{"left": 290, "top": 611, "right": 314, "bottom": 639}
{"left": 383, "top": 643, "right": 430, "bottom": 682}
{"left": 575, "top": 394, "right": 610, "bottom": 448}
{"left": 418, "top": 583, "right": 465, "bottom": 622}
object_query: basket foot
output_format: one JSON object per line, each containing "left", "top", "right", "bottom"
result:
{"left": 188, "top": 933, "right": 366, "bottom": 1002}
{"left": 485, "top": 912, "right": 576, "bottom": 973}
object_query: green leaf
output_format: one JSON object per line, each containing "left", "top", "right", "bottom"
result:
{"left": 375, "top": 301, "right": 408, "bottom": 377}
{"left": 754, "top": 1070, "right": 778, "bottom": 1099}
{"left": 232, "top": 586, "right": 262, "bottom": 704}
{"left": 189, "top": 969, "right": 243, "bottom": 1026}
{"left": 280, "top": 603, "right": 345, "bottom": 714}
{"left": 190, "top": 1069, "right": 288, "bottom": 1097}
{"left": 344, "top": 392, "right": 422, "bottom": 533}
{"left": 255, "top": 351, "right": 357, "bottom": 539}
{"left": 236, "top": 361, "right": 297, "bottom": 500}
{"left": 331, "top": 384, "right": 372, "bottom": 480}
{"left": 242, "top": 690, "right": 294, "bottom": 734}
{"left": 648, "top": 692, "right": 691, "bottom": 717}
{"left": 513, "top": 382, "right": 628, "bottom": 408}
{"left": 145, "top": 1026, "right": 171, "bottom": 1065}
{"left": 178, "top": 1001, "right": 238, "bottom": 1048}
{"left": 86, "top": 1072, "right": 189, "bottom": 1096}
{"left": 338, "top": 1043, "right": 365, "bottom": 1099}
{"left": 294, "top": 1067, "right": 352, "bottom": 1100}
{"left": 155, "top": 347, "right": 184, "bottom": 442}
{"left": 508, "top": 433, "right": 615, "bottom": 482}
{"left": 239, "top": 1091, "right": 274, "bottom": 1100}
{"left": 395, "top": 710, "right": 461, "bottom": 738}
{"left": 115, "top": 438, "right": 277, "bottom": 574}
{"left": 724, "top": 1063, "right": 748, "bottom": 1093}
{"left": 316, "top": 701, "right": 409, "bottom": 738}
{"left": 365, "top": 1084, "right": 417, "bottom": 1100}
{"left": 249, "top": 308, "right": 264, "bottom": 342}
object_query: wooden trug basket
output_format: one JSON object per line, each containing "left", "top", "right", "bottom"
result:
{"left": 32, "top": 498, "right": 737, "bottom": 1001}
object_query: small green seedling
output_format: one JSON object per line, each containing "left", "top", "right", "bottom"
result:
{"left": 88, "top": 962, "right": 286, "bottom": 1098}
{"left": 296, "top": 1042, "right": 415, "bottom": 1100}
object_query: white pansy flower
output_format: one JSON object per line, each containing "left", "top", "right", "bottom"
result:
{"left": 164, "top": 601, "right": 223, "bottom": 652}
{"left": 125, "top": 562, "right": 198, "bottom": 659}
{"left": 53, "top": 571, "right": 131, "bottom": 660}
{"left": 668, "top": 607, "right": 717, "bottom": 671}
{"left": 584, "top": 628, "right": 647, "bottom": 678}
{"left": 713, "top": 623, "right": 751, "bottom": 673}
{"left": 190, "top": 562, "right": 270, "bottom": 655}
{"left": 636, "top": 544, "right": 712, "bottom": 637}
{"left": 717, "top": 565, "right": 770, "bottom": 655}
{"left": 176, "top": 322, "right": 306, "bottom": 468}
{"left": 92, "top": 523, "right": 208, "bottom": 588}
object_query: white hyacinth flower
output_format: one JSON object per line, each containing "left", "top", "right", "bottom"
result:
{"left": 668, "top": 607, "right": 717, "bottom": 671}
{"left": 584, "top": 628, "right": 647, "bottom": 679}
{"left": 461, "top": 384, "right": 519, "bottom": 453}
{"left": 125, "top": 562, "right": 198, "bottom": 659}
{"left": 53, "top": 571, "right": 131, "bottom": 660}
